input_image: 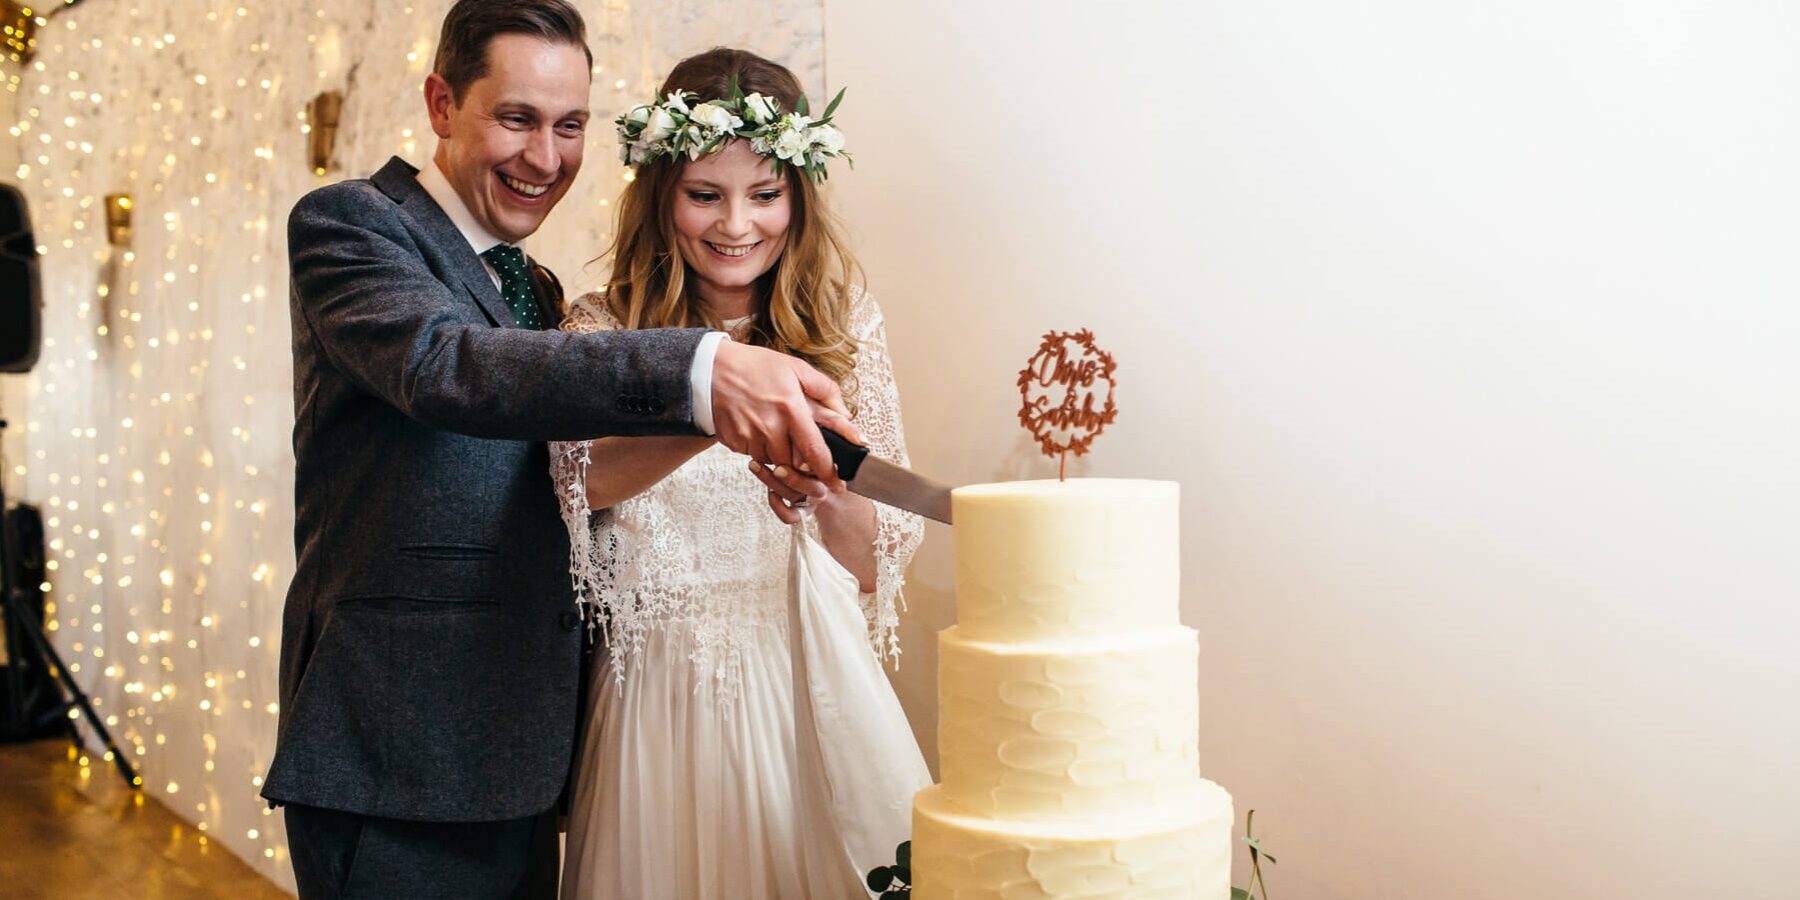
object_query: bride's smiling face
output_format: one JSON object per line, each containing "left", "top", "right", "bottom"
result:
{"left": 671, "top": 139, "right": 792, "bottom": 313}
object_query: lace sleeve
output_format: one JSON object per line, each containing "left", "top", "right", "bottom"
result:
{"left": 848, "top": 288, "right": 924, "bottom": 663}
{"left": 549, "top": 294, "right": 620, "bottom": 625}
{"left": 559, "top": 292, "right": 617, "bottom": 335}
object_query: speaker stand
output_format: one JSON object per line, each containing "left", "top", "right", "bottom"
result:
{"left": 0, "top": 417, "right": 139, "bottom": 789}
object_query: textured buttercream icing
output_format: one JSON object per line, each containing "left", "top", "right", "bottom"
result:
{"left": 951, "top": 480, "right": 1180, "bottom": 643}
{"left": 936, "top": 626, "right": 1199, "bottom": 820}
{"left": 913, "top": 779, "right": 1233, "bottom": 900}
{"left": 914, "top": 478, "right": 1233, "bottom": 899}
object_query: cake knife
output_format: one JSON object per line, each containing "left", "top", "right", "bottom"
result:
{"left": 818, "top": 426, "right": 955, "bottom": 524}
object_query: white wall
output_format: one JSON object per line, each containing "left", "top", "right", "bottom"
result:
{"left": 825, "top": 2, "right": 1800, "bottom": 897}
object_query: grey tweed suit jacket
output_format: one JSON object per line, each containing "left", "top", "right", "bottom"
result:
{"left": 261, "top": 157, "right": 706, "bottom": 822}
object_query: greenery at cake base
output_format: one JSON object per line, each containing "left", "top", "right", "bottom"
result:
{"left": 865, "top": 840, "right": 911, "bottom": 896}
{"left": 1231, "top": 809, "right": 1277, "bottom": 900}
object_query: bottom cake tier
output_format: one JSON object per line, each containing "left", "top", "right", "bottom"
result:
{"left": 911, "top": 779, "right": 1234, "bottom": 900}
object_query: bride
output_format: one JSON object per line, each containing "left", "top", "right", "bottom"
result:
{"left": 550, "top": 48, "right": 926, "bottom": 899}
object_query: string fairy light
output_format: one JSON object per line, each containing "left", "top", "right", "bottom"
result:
{"left": 6, "top": 0, "right": 823, "bottom": 890}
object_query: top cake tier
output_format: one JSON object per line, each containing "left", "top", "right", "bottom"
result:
{"left": 952, "top": 479, "right": 1180, "bottom": 642}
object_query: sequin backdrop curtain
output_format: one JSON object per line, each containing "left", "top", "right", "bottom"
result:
{"left": 11, "top": 0, "right": 822, "bottom": 889}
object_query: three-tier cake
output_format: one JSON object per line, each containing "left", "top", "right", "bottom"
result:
{"left": 911, "top": 479, "right": 1233, "bottom": 899}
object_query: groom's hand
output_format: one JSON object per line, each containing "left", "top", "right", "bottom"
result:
{"left": 711, "top": 341, "right": 862, "bottom": 491}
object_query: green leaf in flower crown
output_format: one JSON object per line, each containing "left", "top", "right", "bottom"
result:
{"left": 821, "top": 86, "right": 846, "bottom": 121}
{"left": 796, "top": 93, "right": 811, "bottom": 116}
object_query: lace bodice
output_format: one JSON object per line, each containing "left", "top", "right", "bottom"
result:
{"left": 550, "top": 289, "right": 924, "bottom": 689}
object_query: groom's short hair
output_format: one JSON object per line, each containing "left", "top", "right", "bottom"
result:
{"left": 433, "top": 0, "right": 594, "bottom": 102}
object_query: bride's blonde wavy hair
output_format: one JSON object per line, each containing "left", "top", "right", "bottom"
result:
{"left": 600, "top": 48, "right": 865, "bottom": 413}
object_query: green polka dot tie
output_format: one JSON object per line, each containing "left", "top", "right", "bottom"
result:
{"left": 480, "top": 244, "right": 544, "bottom": 330}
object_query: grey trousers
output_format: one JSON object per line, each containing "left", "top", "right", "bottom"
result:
{"left": 284, "top": 803, "right": 559, "bottom": 899}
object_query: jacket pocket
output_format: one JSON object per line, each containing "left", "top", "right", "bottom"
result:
{"left": 398, "top": 542, "right": 498, "bottom": 561}
{"left": 335, "top": 594, "right": 498, "bottom": 613}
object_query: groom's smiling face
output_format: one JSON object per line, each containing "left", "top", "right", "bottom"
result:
{"left": 426, "top": 33, "right": 591, "bottom": 244}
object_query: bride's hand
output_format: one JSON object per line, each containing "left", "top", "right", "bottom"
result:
{"left": 748, "top": 458, "right": 833, "bottom": 525}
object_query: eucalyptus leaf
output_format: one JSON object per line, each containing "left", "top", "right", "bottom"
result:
{"left": 822, "top": 86, "right": 846, "bottom": 120}
{"left": 866, "top": 866, "right": 893, "bottom": 891}
{"left": 1243, "top": 836, "right": 1277, "bottom": 864}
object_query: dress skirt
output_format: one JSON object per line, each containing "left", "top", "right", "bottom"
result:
{"left": 560, "top": 610, "right": 867, "bottom": 900}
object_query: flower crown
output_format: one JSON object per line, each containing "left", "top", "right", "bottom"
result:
{"left": 615, "top": 80, "right": 850, "bottom": 182}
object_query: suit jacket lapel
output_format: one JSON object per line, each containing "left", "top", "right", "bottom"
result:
{"left": 370, "top": 157, "right": 517, "bottom": 328}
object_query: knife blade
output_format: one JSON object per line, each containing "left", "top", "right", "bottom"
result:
{"left": 817, "top": 426, "right": 954, "bottom": 524}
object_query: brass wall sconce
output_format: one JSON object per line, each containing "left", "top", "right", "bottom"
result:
{"left": 2, "top": 1, "right": 39, "bottom": 64}
{"left": 103, "top": 193, "right": 132, "bottom": 247}
{"left": 308, "top": 90, "right": 344, "bottom": 176}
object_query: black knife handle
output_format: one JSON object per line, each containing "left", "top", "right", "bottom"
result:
{"left": 817, "top": 425, "right": 870, "bottom": 481}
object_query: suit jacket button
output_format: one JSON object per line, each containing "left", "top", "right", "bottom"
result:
{"left": 559, "top": 611, "right": 581, "bottom": 632}
{"left": 648, "top": 399, "right": 665, "bottom": 415}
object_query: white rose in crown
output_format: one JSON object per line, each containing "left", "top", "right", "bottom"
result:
{"left": 689, "top": 102, "right": 743, "bottom": 135}
{"left": 642, "top": 107, "right": 679, "bottom": 145}
{"left": 625, "top": 105, "right": 651, "bottom": 128}
{"left": 773, "top": 125, "right": 810, "bottom": 161}
{"left": 743, "top": 93, "right": 779, "bottom": 125}
{"left": 809, "top": 124, "right": 846, "bottom": 156}
{"left": 769, "top": 114, "right": 815, "bottom": 160}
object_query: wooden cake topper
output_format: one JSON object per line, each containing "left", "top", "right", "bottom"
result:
{"left": 1017, "top": 328, "right": 1119, "bottom": 480}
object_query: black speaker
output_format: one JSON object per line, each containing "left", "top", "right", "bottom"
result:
{"left": 1, "top": 184, "right": 42, "bottom": 373}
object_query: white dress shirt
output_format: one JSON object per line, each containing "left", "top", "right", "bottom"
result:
{"left": 416, "top": 158, "right": 725, "bottom": 433}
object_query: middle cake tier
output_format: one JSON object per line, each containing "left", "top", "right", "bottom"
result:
{"left": 936, "top": 625, "right": 1201, "bottom": 820}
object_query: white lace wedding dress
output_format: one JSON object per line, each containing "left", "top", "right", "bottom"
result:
{"left": 551, "top": 290, "right": 925, "bottom": 900}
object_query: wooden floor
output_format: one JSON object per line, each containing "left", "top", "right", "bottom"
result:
{"left": 0, "top": 738, "right": 291, "bottom": 900}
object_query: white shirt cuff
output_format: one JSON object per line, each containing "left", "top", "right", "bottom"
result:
{"left": 690, "top": 331, "right": 729, "bottom": 435}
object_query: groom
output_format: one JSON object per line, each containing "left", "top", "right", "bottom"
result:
{"left": 261, "top": 2, "right": 856, "bottom": 897}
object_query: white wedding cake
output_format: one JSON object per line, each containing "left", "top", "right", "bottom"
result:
{"left": 912, "top": 479, "right": 1233, "bottom": 899}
